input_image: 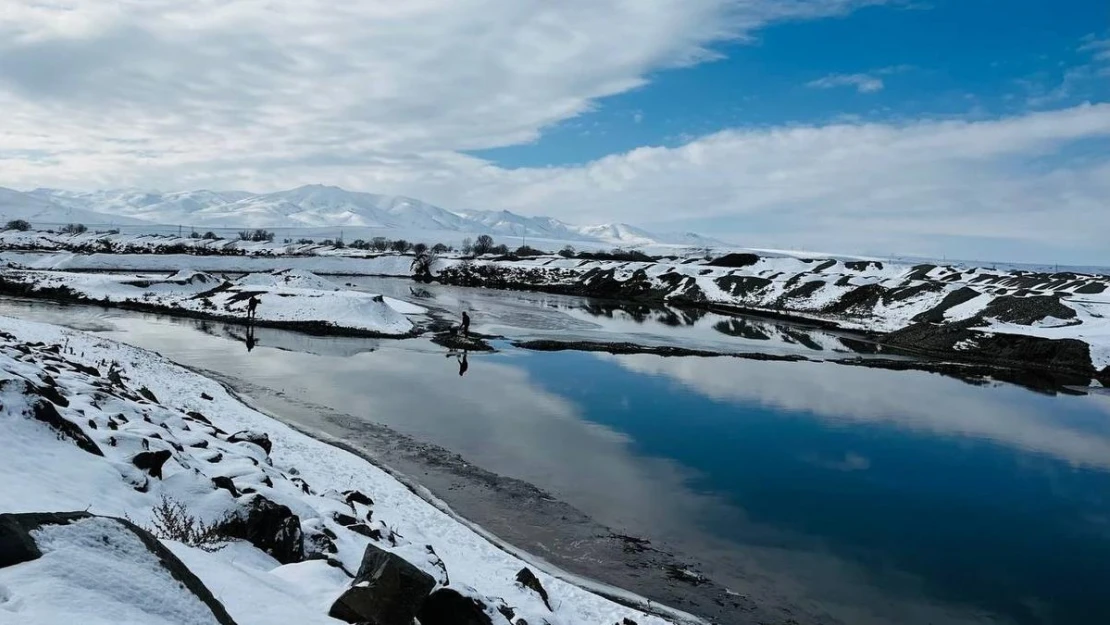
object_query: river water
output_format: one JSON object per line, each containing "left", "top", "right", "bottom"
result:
{"left": 3, "top": 277, "right": 1109, "bottom": 625}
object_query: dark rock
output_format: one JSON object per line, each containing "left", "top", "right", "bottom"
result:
{"left": 977, "top": 295, "right": 1077, "bottom": 325}
{"left": 417, "top": 588, "right": 493, "bottom": 625}
{"left": 13, "top": 383, "right": 103, "bottom": 456}
{"left": 706, "top": 253, "right": 759, "bottom": 268}
{"left": 328, "top": 542, "right": 437, "bottom": 625}
{"left": 221, "top": 495, "right": 304, "bottom": 564}
{"left": 713, "top": 275, "right": 771, "bottom": 298}
{"left": 227, "top": 430, "right": 273, "bottom": 455}
{"left": 207, "top": 452, "right": 223, "bottom": 463}
{"left": 515, "top": 567, "right": 552, "bottom": 611}
{"left": 845, "top": 260, "right": 883, "bottom": 271}
{"left": 132, "top": 450, "right": 173, "bottom": 479}
{"left": 186, "top": 410, "right": 212, "bottom": 425}
{"left": 0, "top": 511, "right": 238, "bottom": 625}
{"left": 211, "top": 476, "right": 240, "bottom": 497}
{"left": 822, "top": 283, "right": 885, "bottom": 315}
{"left": 334, "top": 513, "right": 359, "bottom": 527}
{"left": 912, "top": 287, "right": 981, "bottom": 323}
{"left": 344, "top": 489, "right": 374, "bottom": 507}
{"left": 348, "top": 524, "right": 382, "bottom": 540}
{"left": 68, "top": 362, "right": 101, "bottom": 377}
{"left": 137, "top": 386, "right": 158, "bottom": 402}
{"left": 201, "top": 392, "right": 214, "bottom": 400}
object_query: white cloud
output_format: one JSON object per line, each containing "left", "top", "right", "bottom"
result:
{"left": 0, "top": 0, "right": 879, "bottom": 177}
{"left": 1, "top": 2, "right": 1108, "bottom": 262}
{"left": 806, "top": 73, "right": 885, "bottom": 93}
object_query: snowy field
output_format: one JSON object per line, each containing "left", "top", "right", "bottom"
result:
{"left": 0, "top": 315, "right": 690, "bottom": 625}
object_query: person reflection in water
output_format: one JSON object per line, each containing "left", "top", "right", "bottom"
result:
{"left": 245, "top": 324, "right": 256, "bottom": 352}
{"left": 446, "top": 350, "right": 469, "bottom": 376}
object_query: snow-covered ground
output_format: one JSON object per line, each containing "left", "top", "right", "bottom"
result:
{"left": 0, "top": 315, "right": 688, "bottom": 625}
{"left": 0, "top": 268, "right": 419, "bottom": 336}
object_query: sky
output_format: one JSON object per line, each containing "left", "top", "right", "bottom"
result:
{"left": 0, "top": 0, "right": 1108, "bottom": 264}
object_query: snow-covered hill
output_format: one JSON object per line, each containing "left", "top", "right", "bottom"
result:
{"left": 0, "top": 188, "right": 148, "bottom": 227}
{"left": 19, "top": 185, "right": 725, "bottom": 248}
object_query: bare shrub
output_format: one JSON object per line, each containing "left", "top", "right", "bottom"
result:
{"left": 135, "top": 495, "right": 232, "bottom": 552}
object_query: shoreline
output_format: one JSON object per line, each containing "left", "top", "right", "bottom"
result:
{"left": 199, "top": 368, "right": 759, "bottom": 625}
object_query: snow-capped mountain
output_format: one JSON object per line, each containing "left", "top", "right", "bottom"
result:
{"left": 0, "top": 187, "right": 149, "bottom": 226}
{"left": 15, "top": 185, "right": 727, "bottom": 247}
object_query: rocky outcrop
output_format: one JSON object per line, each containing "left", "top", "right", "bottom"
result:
{"left": 329, "top": 542, "right": 437, "bottom": 625}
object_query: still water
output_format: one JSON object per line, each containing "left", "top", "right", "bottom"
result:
{"left": 2, "top": 282, "right": 1109, "bottom": 625}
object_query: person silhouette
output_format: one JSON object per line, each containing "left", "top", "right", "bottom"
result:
{"left": 461, "top": 311, "right": 471, "bottom": 338}
{"left": 245, "top": 324, "right": 256, "bottom": 352}
{"left": 247, "top": 295, "right": 259, "bottom": 321}
{"left": 458, "top": 351, "right": 469, "bottom": 377}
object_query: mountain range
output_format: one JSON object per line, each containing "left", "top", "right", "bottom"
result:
{"left": 0, "top": 185, "right": 722, "bottom": 248}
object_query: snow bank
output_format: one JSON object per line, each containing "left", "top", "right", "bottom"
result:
{"left": 0, "top": 316, "right": 681, "bottom": 625}
{"left": 0, "top": 268, "right": 418, "bottom": 336}
{"left": 0, "top": 517, "right": 227, "bottom": 625}
{"left": 236, "top": 269, "right": 342, "bottom": 291}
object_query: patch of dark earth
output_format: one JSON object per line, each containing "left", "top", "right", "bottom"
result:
{"left": 195, "top": 369, "right": 833, "bottom": 625}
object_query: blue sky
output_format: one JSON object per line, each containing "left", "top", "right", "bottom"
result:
{"left": 477, "top": 0, "right": 1110, "bottom": 168}
{"left": 1, "top": 0, "right": 1108, "bottom": 263}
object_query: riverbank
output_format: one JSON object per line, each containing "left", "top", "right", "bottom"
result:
{"left": 6, "top": 242, "right": 1107, "bottom": 385}
{"left": 0, "top": 315, "right": 689, "bottom": 625}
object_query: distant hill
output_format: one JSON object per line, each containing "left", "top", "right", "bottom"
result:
{"left": 17, "top": 184, "right": 726, "bottom": 248}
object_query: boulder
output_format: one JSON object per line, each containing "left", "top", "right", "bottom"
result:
{"left": 211, "top": 476, "right": 240, "bottom": 497}
{"left": 132, "top": 449, "right": 173, "bottom": 479}
{"left": 227, "top": 430, "right": 273, "bottom": 455}
{"left": 221, "top": 495, "right": 304, "bottom": 564}
{"left": 329, "top": 542, "right": 436, "bottom": 625}
{"left": 417, "top": 588, "right": 493, "bottom": 625}
{"left": 0, "top": 511, "right": 237, "bottom": 625}
{"left": 344, "top": 489, "right": 374, "bottom": 507}
{"left": 515, "top": 567, "right": 552, "bottom": 611}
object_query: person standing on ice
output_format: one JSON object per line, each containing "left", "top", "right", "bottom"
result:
{"left": 247, "top": 295, "right": 259, "bottom": 321}
{"left": 461, "top": 311, "right": 471, "bottom": 337}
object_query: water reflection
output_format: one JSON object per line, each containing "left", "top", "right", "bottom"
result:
{"left": 341, "top": 276, "right": 870, "bottom": 357}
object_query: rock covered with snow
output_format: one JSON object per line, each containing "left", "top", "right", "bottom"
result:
{"left": 0, "top": 511, "right": 238, "bottom": 625}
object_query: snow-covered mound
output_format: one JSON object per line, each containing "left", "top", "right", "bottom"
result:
{"left": 0, "top": 268, "right": 417, "bottom": 336}
{"left": 0, "top": 316, "right": 677, "bottom": 625}
{"left": 236, "top": 269, "right": 341, "bottom": 291}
